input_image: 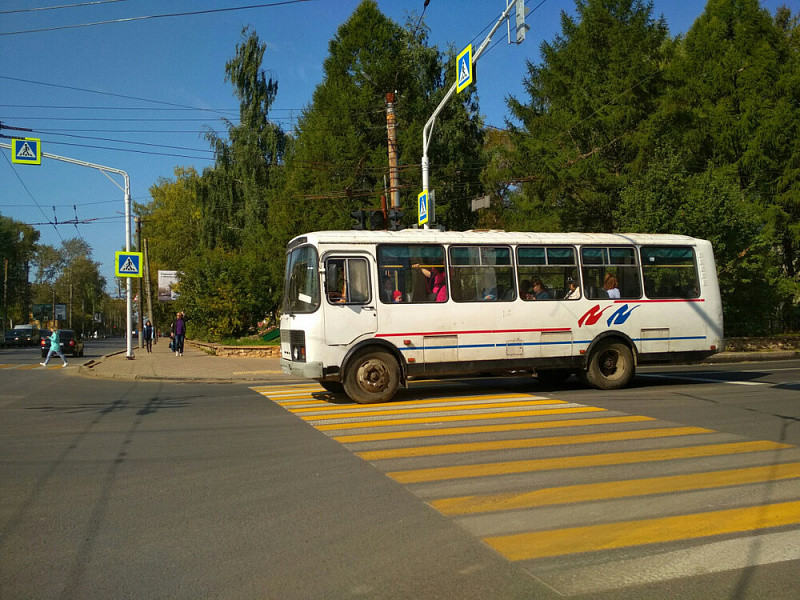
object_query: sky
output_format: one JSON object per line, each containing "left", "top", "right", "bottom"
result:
{"left": 0, "top": 0, "right": 794, "bottom": 292}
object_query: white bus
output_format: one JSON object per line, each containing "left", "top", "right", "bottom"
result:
{"left": 280, "top": 230, "right": 724, "bottom": 403}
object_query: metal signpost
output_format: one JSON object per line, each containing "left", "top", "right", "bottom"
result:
{"left": 420, "top": 0, "right": 527, "bottom": 228}
{"left": 0, "top": 140, "right": 136, "bottom": 359}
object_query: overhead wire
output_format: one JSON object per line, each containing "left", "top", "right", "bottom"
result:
{"left": 0, "top": 0, "right": 312, "bottom": 36}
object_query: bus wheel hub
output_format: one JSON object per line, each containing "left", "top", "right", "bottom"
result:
{"left": 358, "top": 359, "right": 389, "bottom": 391}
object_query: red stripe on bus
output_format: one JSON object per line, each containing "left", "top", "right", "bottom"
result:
{"left": 376, "top": 328, "right": 572, "bottom": 338}
{"left": 613, "top": 299, "right": 705, "bottom": 303}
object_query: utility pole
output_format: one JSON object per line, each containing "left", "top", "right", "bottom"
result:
{"left": 135, "top": 217, "right": 143, "bottom": 349}
{"left": 143, "top": 238, "right": 155, "bottom": 344}
{"left": 386, "top": 92, "right": 400, "bottom": 209}
{"left": 3, "top": 259, "right": 7, "bottom": 332}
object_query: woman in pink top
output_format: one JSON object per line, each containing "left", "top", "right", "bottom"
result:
{"left": 413, "top": 264, "right": 447, "bottom": 302}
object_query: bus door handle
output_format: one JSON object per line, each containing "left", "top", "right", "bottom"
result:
{"left": 362, "top": 305, "right": 376, "bottom": 312}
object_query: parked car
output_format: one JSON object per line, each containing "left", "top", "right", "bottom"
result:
{"left": 4, "top": 330, "right": 20, "bottom": 347}
{"left": 40, "top": 329, "right": 85, "bottom": 358}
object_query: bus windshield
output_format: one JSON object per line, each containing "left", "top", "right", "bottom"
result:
{"left": 282, "top": 245, "right": 320, "bottom": 313}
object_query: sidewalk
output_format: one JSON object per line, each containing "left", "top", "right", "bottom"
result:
{"left": 76, "top": 338, "right": 800, "bottom": 384}
{"left": 77, "top": 339, "right": 299, "bottom": 384}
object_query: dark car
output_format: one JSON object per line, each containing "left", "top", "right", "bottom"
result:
{"left": 4, "top": 330, "right": 20, "bottom": 347}
{"left": 40, "top": 329, "right": 85, "bottom": 358}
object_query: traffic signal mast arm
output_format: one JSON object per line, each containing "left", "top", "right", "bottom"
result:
{"left": 421, "top": 1, "right": 526, "bottom": 206}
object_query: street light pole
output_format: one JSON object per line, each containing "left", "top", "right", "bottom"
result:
{"left": 0, "top": 142, "right": 135, "bottom": 358}
{"left": 421, "top": 1, "right": 525, "bottom": 227}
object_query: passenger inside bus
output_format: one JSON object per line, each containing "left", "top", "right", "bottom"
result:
{"left": 563, "top": 277, "right": 581, "bottom": 300}
{"left": 604, "top": 273, "right": 620, "bottom": 299}
{"left": 413, "top": 264, "right": 447, "bottom": 302}
{"left": 528, "top": 277, "right": 551, "bottom": 300}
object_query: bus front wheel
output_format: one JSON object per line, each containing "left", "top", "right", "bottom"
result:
{"left": 583, "top": 340, "right": 634, "bottom": 390}
{"left": 319, "top": 380, "right": 345, "bottom": 394}
{"left": 344, "top": 349, "right": 399, "bottom": 404}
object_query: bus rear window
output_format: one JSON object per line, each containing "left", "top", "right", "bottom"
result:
{"left": 283, "top": 245, "right": 320, "bottom": 313}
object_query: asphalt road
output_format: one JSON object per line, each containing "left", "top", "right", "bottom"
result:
{"left": 1, "top": 346, "right": 799, "bottom": 599}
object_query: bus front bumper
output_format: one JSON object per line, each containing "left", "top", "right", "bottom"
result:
{"left": 280, "top": 358, "right": 323, "bottom": 379}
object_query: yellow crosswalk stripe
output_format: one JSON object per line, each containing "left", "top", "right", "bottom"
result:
{"left": 387, "top": 440, "right": 792, "bottom": 484}
{"left": 332, "top": 415, "right": 654, "bottom": 443}
{"left": 288, "top": 393, "right": 536, "bottom": 412}
{"left": 316, "top": 406, "right": 605, "bottom": 430}
{"left": 485, "top": 499, "right": 800, "bottom": 560}
{"left": 357, "top": 426, "right": 714, "bottom": 460}
{"left": 433, "top": 461, "right": 800, "bottom": 515}
{"left": 299, "top": 399, "right": 566, "bottom": 421}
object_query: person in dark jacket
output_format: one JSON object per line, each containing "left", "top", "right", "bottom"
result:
{"left": 171, "top": 312, "right": 187, "bottom": 357}
{"left": 143, "top": 319, "right": 154, "bottom": 353}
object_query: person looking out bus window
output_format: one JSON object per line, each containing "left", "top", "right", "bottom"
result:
{"left": 413, "top": 264, "right": 447, "bottom": 302}
{"left": 604, "top": 273, "right": 620, "bottom": 298}
{"left": 529, "top": 277, "right": 551, "bottom": 300}
{"left": 564, "top": 278, "right": 580, "bottom": 300}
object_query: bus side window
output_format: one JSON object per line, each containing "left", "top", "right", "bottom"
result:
{"left": 641, "top": 246, "right": 700, "bottom": 299}
{"left": 325, "top": 257, "right": 371, "bottom": 305}
{"left": 377, "top": 244, "right": 447, "bottom": 304}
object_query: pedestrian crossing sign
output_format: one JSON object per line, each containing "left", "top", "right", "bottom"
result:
{"left": 418, "top": 190, "right": 429, "bottom": 226}
{"left": 11, "top": 137, "right": 41, "bottom": 165}
{"left": 456, "top": 44, "right": 473, "bottom": 93}
{"left": 115, "top": 251, "right": 143, "bottom": 278}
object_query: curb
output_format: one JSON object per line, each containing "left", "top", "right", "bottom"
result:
{"left": 703, "top": 350, "right": 800, "bottom": 363}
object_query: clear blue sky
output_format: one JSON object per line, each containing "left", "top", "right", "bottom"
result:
{"left": 0, "top": 0, "right": 793, "bottom": 291}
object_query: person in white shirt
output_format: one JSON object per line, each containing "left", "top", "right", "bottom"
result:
{"left": 564, "top": 277, "right": 581, "bottom": 300}
{"left": 604, "top": 273, "right": 620, "bottom": 299}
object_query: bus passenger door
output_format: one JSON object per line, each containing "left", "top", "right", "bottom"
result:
{"left": 323, "top": 256, "right": 377, "bottom": 346}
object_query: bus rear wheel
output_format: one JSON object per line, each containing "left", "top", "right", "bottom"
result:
{"left": 583, "top": 340, "right": 634, "bottom": 390}
{"left": 344, "top": 349, "right": 399, "bottom": 404}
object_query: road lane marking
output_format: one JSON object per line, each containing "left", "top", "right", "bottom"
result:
{"left": 357, "top": 427, "right": 714, "bottom": 460}
{"left": 537, "top": 530, "right": 800, "bottom": 595}
{"left": 315, "top": 406, "right": 606, "bottom": 430}
{"left": 387, "top": 440, "right": 792, "bottom": 484}
{"left": 638, "top": 373, "right": 768, "bottom": 385}
{"left": 484, "top": 499, "right": 800, "bottom": 560}
{"left": 432, "top": 462, "right": 800, "bottom": 515}
{"left": 332, "top": 415, "right": 654, "bottom": 443}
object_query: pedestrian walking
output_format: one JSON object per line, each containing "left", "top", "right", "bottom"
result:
{"left": 143, "top": 319, "right": 154, "bottom": 353}
{"left": 40, "top": 329, "right": 68, "bottom": 367}
{"left": 171, "top": 311, "right": 187, "bottom": 357}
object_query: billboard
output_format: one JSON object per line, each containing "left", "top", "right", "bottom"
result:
{"left": 33, "top": 303, "right": 67, "bottom": 320}
{"left": 158, "top": 270, "right": 180, "bottom": 302}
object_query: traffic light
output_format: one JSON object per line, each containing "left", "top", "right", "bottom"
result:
{"left": 387, "top": 209, "right": 404, "bottom": 231}
{"left": 370, "top": 210, "right": 386, "bottom": 230}
{"left": 351, "top": 210, "right": 366, "bottom": 230}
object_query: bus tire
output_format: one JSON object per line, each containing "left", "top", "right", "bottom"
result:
{"left": 583, "top": 340, "right": 635, "bottom": 390}
{"left": 319, "top": 381, "right": 345, "bottom": 394}
{"left": 344, "top": 349, "right": 399, "bottom": 404}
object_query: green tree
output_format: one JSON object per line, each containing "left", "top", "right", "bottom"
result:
{"left": 0, "top": 215, "right": 38, "bottom": 328}
{"left": 200, "top": 26, "right": 286, "bottom": 251}
{"left": 506, "top": 0, "right": 671, "bottom": 232}
{"left": 272, "top": 0, "right": 484, "bottom": 248}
